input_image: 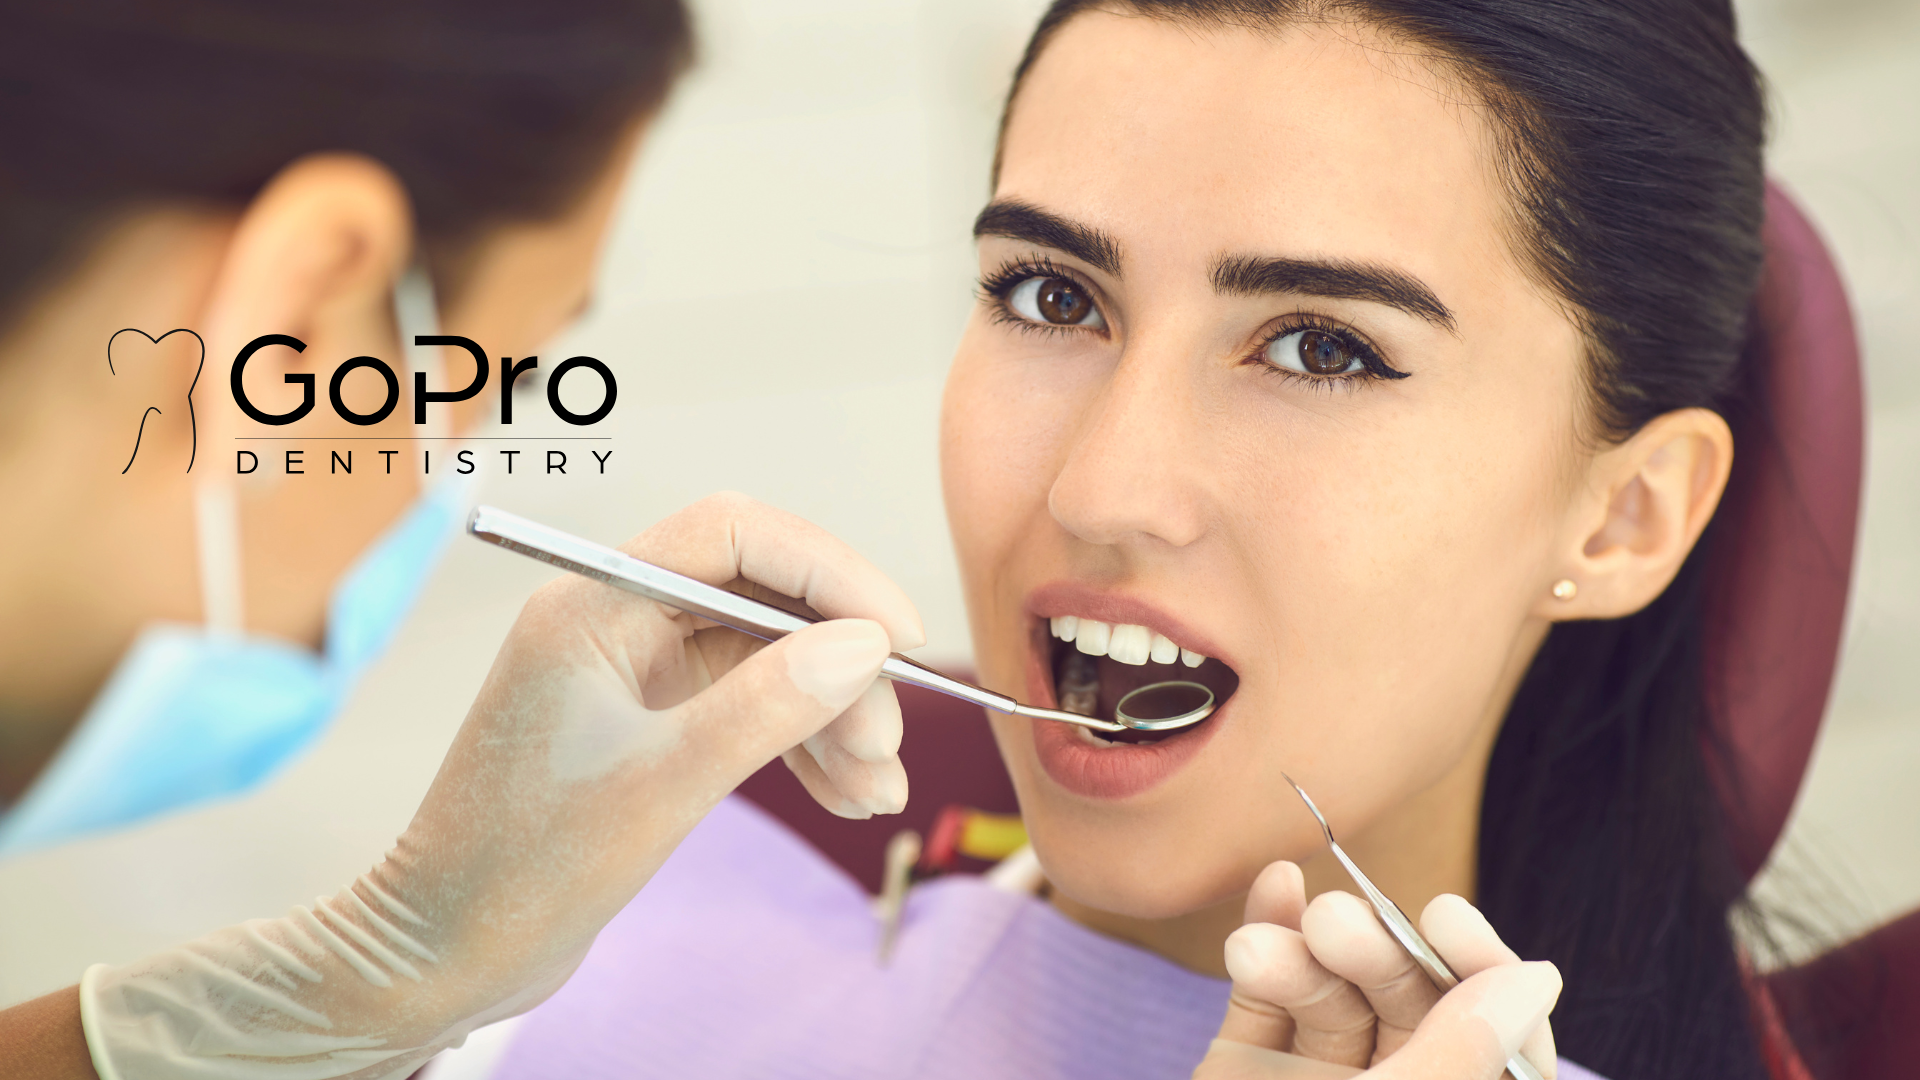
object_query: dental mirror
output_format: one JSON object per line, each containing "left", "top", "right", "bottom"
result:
{"left": 1113, "top": 681, "right": 1216, "bottom": 731}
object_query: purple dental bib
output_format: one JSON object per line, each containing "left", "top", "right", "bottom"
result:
{"left": 477, "top": 796, "right": 1602, "bottom": 1080}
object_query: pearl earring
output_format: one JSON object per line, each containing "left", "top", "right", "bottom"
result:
{"left": 1551, "top": 579, "right": 1578, "bottom": 601}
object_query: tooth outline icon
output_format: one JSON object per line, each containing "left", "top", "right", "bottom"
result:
{"left": 108, "top": 327, "right": 205, "bottom": 474}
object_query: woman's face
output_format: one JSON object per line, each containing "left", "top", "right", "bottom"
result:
{"left": 940, "top": 13, "right": 1588, "bottom": 919}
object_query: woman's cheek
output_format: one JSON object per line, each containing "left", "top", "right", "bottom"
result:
{"left": 941, "top": 361, "right": 1012, "bottom": 554}
{"left": 942, "top": 350, "right": 1072, "bottom": 552}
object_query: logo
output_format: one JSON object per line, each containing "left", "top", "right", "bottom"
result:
{"left": 109, "top": 328, "right": 205, "bottom": 473}
{"left": 110, "top": 330, "right": 618, "bottom": 478}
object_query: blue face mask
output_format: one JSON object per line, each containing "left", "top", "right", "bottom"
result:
{"left": 0, "top": 270, "right": 465, "bottom": 856}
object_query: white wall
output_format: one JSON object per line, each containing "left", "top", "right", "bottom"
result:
{"left": 0, "top": 0, "right": 1911, "bottom": 1004}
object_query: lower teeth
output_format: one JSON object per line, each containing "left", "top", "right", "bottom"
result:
{"left": 1059, "top": 651, "right": 1100, "bottom": 717}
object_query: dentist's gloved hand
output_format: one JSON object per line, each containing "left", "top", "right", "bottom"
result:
{"left": 1193, "top": 861, "right": 1562, "bottom": 1080}
{"left": 80, "top": 493, "right": 923, "bottom": 1080}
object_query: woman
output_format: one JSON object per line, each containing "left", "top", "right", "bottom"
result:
{"left": 952, "top": 2, "right": 1761, "bottom": 1076}
{"left": 0, "top": 4, "right": 927, "bottom": 1077}
{"left": 460, "top": 2, "right": 1789, "bottom": 1078}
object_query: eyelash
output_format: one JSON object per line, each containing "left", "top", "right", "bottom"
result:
{"left": 978, "top": 256, "right": 1092, "bottom": 337}
{"left": 1249, "top": 314, "right": 1410, "bottom": 389}
{"left": 976, "top": 257, "right": 1412, "bottom": 388}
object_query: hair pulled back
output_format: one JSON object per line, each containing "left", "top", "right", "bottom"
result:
{"left": 1003, "top": 4, "right": 1772, "bottom": 1078}
{"left": 0, "top": 0, "right": 693, "bottom": 331}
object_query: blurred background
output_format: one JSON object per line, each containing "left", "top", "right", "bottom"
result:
{"left": 1, "top": 0, "right": 1913, "bottom": 1001}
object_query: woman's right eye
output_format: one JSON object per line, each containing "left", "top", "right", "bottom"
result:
{"left": 1006, "top": 275, "right": 1105, "bottom": 329}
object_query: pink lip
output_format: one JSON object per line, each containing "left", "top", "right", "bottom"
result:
{"left": 1020, "top": 582, "right": 1232, "bottom": 800}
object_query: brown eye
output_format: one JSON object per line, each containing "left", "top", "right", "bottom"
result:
{"left": 1299, "top": 330, "right": 1356, "bottom": 374}
{"left": 1008, "top": 274, "right": 1106, "bottom": 329}
{"left": 1037, "top": 278, "right": 1092, "bottom": 323}
{"left": 1266, "top": 327, "right": 1364, "bottom": 376}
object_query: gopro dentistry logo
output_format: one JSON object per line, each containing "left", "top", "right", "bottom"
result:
{"left": 111, "top": 329, "right": 617, "bottom": 478}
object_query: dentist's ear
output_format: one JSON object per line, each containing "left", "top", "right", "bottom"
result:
{"left": 199, "top": 153, "right": 413, "bottom": 374}
{"left": 190, "top": 154, "right": 421, "bottom": 652}
{"left": 1539, "top": 408, "right": 1734, "bottom": 621}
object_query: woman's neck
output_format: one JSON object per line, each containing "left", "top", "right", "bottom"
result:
{"left": 1049, "top": 751, "right": 1491, "bottom": 978}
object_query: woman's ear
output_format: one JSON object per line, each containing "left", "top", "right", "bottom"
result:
{"left": 1539, "top": 408, "right": 1734, "bottom": 621}
{"left": 199, "top": 153, "right": 413, "bottom": 379}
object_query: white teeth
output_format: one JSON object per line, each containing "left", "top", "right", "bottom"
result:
{"left": 1108, "top": 623, "right": 1152, "bottom": 666}
{"left": 1055, "top": 617, "right": 1209, "bottom": 668}
{"left": 1149, "top": 633, "right": 1179, "bottom": 665}
{"left": 1073, "top": 619, "right": 1112, "bottom": 656}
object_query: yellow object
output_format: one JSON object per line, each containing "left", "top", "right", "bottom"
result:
{"left": 957, "top": 812, "right": 1028, "bottom": 861}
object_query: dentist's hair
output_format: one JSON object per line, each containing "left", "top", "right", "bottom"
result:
{"left": 0, "top": 0, "right": 693, "bottom": 333}
{"left": 1002, "top": 3, "right": 1773, "bottom": 1078}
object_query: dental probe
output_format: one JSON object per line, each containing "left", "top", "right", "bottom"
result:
{"left": 1282, "top": 775, "right": 1547, "bottom": 1080}
{"left": 468, "top": 505, "right": 1218, "bottom": 734}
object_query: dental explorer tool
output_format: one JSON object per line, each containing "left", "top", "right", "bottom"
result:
{"left": 1281, "top": 774, "right": 1546, "bottom": 1080}
{"left": 467, "top": 505, "right": 1218, "bottom": 734}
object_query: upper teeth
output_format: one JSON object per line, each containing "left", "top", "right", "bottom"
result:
{"left": 1051, "top": 616, "right": 1206, "bottom": 668}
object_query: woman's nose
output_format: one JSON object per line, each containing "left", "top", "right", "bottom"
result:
{"left": 1047, "top": 346, "right": 1209, "bottom": 550}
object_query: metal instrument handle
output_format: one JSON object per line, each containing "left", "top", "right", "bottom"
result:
{"left": 1286, "top": 775, "right": 1545, "bottom": 1080}
{"left": 467, "top": 505, "right": 1026, "bottom": 717}
{"left": 1332, "top": 848, "right": 1545, "bottom": 1080}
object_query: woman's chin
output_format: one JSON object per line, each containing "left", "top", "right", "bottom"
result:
{"left": 1031, "top": 833, "right": 1252, "bottom": 922}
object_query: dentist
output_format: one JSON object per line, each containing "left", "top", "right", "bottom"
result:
{"left": 0, "top": 3, "right": 919, "bottom": 1077}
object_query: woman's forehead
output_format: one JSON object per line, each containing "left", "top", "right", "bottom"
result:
{"left": 997, "top": 11, "right": 1515, "bottom": 287}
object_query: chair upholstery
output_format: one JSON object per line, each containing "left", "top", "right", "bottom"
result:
{"left": 1770, "top": 907, "right": 1920, "bottom": 1078}
{"left": 1704, "top": 183, "right": 1865, "bottom": 881}
{"left": 1723, "top": 187, "right": 1919, "bottom": 1078}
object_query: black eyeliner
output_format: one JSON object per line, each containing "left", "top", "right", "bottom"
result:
{"left": 977, "top": 261, "right": 1409, "bottom": 389}
{"left": 978, "top": 255, "right": 1086, "bottom": 302}
{"left": 978, "top": 256, "right": 1108, "bottom": 337}
{"left": 1251, "top": 313, "right": 1411, "bottom": 383}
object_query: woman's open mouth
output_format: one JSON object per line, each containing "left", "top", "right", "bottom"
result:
{"left": 1024, "top": 602, "right": 1241, "bottom": 799}
{"left": 1047, "top": 616, "right": 1241, "bottom": 742}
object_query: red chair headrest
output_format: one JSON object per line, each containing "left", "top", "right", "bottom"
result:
{"left": 1704, "top": 183, "right": 1865, "bottom": 881}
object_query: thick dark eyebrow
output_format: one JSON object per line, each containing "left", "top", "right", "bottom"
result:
{"left": 972, "top": 200, "right": 1122, "bottom": 277}
{"left": 1211, "top": 255, "right": 1457, "bottom": 333}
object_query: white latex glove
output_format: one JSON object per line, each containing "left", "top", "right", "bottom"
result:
{"left": 79, "top": 493, "right": 924, "bottom": 1080}
{"left": 1193, "top": 862, "right": 1562, "bottom": 1080}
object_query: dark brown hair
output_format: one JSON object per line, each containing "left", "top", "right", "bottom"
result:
{"left": 0, "top": 0, "right": 693, "bottom": 330}
{"left": 1001, "top": 4, "right": 1772, "bottom": 1078}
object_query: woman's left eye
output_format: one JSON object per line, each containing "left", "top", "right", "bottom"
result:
{"left": 1006, "top": 275, "right": 1105, "bottom": 329}
{"left": 1265, "top": 329, "right": 1364, "bottom": 376}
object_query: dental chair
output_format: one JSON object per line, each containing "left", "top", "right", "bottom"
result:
{"left": 1716, "top": 186, "right": 1911, "bottom": 1080}
{"left": 739, "top": 184, "right": 1911, "bottom": 1078}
